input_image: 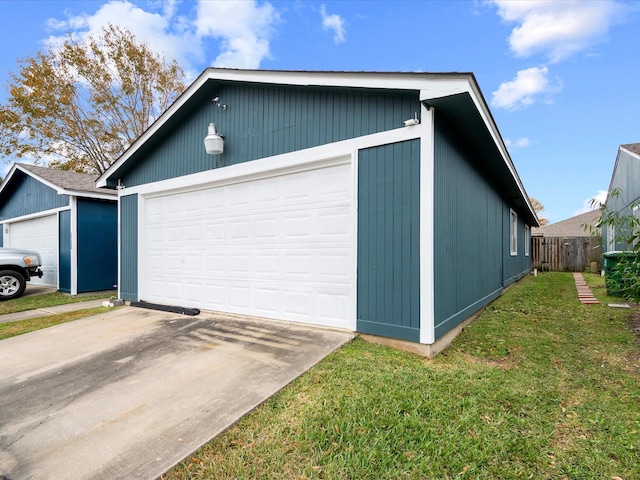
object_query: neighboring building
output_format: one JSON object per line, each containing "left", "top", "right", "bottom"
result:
{"left": 603, "top": 143, "right": 640, "bottom": 252}
{"left": 97, "top": 69, "right": 538, "bottom": 355}
{"left": 531, "top": 210, "right": 602, "bottom": 273}
{"left": 532, "top": 210, "right": 601, "bottom": 237}
{"left": 0, "top": 163, "right": 118, "bottom": 294}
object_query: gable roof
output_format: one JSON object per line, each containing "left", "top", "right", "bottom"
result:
{"left": 532, "top": 210, "right": 601, "bottom": 237}
{"left": 96, "top": 68, "right": 538, "bottom": 225}
{"left": 621, "top": 143, "right": 640, "bottom": 158}
{"left": 604, "top": 142, "right": 640, "bottom": 202}
{"left": 0, "top": 163, "right": 116, "bottom": 201}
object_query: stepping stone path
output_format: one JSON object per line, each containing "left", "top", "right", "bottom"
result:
{"left": 573, "top": 273, "right": 599, "bottom": 304}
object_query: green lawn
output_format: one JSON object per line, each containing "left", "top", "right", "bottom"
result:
{"left": 0, "top": 290, "right": 114, "bottom": 315}
{"left": 0, "top": 290, "right": 116, "bottom": 340}
{"left": 160, "top": 272, "right": 640, "bottom": 480}
{"left": 0, "top": 307, "right": 112, "bottom": 339}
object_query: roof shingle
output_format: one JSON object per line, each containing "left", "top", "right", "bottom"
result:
{"left": 532, "top": 210, "right": 601, "bottom": 237}
{"left": 17, "top": 163, "right": 115, "bottom": 196}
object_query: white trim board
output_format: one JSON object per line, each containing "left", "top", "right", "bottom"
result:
{"left": 117, "top": 125, "right": 421, "bottom": 198}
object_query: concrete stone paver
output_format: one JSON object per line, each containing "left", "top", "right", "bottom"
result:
{"left": 0, "top": 306, "right": 354, "bottom": 479}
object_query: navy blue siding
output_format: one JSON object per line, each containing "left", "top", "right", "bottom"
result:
{"left": 76, "top": 199, "right": 117, "bottom": 293}
{"left": 357, "top": 140, "right": 421, "bottom": 342}
{"left": 120, "top": 195, "right": 138, "bottom": 300}
{"left": 0, "top": 227, "right": 3, "bottom": 247}
{"left": 0, "top": 172, "right": 68, "bottom": 220}
{"left": 434, "top": 120, "right": 524, "bottom": 339}
{"left": 120, "top": 84, "right": 419, "bottom": 188}
{"left": 58, "top": 210, "right": 71, "bottom": 293}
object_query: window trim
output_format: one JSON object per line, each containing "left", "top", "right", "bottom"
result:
{"left": 524, "top": 225, "right": 530, "bottom": 257}
{"left": 606, "top": 224, "right": 615, "bottom": 252}
{"left": 510, "top": 209, "right": 518, "bottom": 256}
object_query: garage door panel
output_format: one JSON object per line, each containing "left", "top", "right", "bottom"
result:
{"left": 255, "top": 217, "right": 279, "bottom": 239}
{"left": 319, "top": 207, "right": 351, "bottom": 237}
{"left": 318, "top": 291, "right": 350, "bottom": 321}
{"left": 7, "top": 214, "right": 58, "bottom": 288}
{"left": 319, "top": 253, "right": 352, "bottom": 281}
{"left": 254, "top": 287, "right": 280, "bottom": 314}
{"left": 203, "top": 284, "right": 225, "bottom": 307}
{"left": 142, "top": 161, "right": 354, "bottom": 330}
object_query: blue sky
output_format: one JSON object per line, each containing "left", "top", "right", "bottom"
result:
{"left": 1, "top": 0, "right": 639, "bottom": 223}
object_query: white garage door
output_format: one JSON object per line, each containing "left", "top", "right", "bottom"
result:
{"left": 6, "top": 214, "right": 58, "bottom": 287}
{"left": 141, "top": 161, "right": 354, "bottom": 330}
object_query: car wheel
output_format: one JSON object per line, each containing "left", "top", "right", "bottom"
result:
{"left": 0, "top": 270, "right": 27, "bottom": 300}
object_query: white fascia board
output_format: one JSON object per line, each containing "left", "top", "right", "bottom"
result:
{"left": 61, "top": 190, "right": 117, "bottom": 201}
{"left": 0, "top": 163, "right": 21, "bottom": 195}
{"left": 13, "top": 164, "right": 67, "bottom": 194}
{"left": 97, "top": 68, "right": 214, "bottom": 188}
{"left": 97, "top": 69, "right": 471, "bottom": 188}
{"left": 204, "top": 69, "right": 467, "bottom": 91}
{"left": 118, "top": 125, "right": 422, "bottom": 198}
{"left": 0, "top": 206, "right": 70, "bottom": 224}
{"left": 418, "top": 76, "right": 474, "bottom": 102}
{"left": 0, "top": 164, "right": 63, "bottom": 197}
{"left": 0, "top": 164, "right": 112, "bottom": 201}
{"left": 421, "top": 77, "right": 538, "bottom": 225}
{"left": 605, "top": 147, "right": 623, "bottom": 204}
{"left": 621, "top": 144, "right": 640, "bottom": 161}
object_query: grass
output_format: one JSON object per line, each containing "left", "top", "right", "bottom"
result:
{"left": 0, "top": 290, "right": 115, "bottom": 315}
{"left": 0, "top": 307, "right": 112, "bottom": 340}
{"left": 160, "top": 272, "right": 640, "bottom": 480}
{"left": 0, "top": 289, "right": 117, "bottom": 339}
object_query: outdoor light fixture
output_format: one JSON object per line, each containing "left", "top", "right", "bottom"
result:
{"left": 403, "top": 112, "right": 420, "bottom": 127}
{"left": 204, "top": 122, "right": 224, "bottom": 155}
{"left": 211, "top": 96, "right": 226, "bottom": 110}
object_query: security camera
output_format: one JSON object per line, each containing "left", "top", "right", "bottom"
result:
{"left": 403, "top": 118, "right": 420, "bottom": 127}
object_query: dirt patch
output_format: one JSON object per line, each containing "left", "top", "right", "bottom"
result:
{"left": 458, "top": 351, "right": 518, "bottom": 370}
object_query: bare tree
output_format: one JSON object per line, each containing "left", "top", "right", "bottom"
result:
{"left": 530, "top": 197, "right": 548, "bottom": 226}
{"left": 0, "top": 24, "right": 186, "bottom": 174}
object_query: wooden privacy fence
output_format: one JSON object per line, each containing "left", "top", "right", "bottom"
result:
{"left": 531, "top": 236, "right": 602, "bottom": 272}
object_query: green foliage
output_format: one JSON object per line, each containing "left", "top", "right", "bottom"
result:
{"left": 595, "top": 188, "right": 640, "bottom": 302}
{"left": 0, "top": 307, "right": 111, "bottom": 339}
{"left": 0, "top": 24, "right": 185, "bottom": 174}
{"left": 0, "top": 290, "right": 114, "bottom": 315}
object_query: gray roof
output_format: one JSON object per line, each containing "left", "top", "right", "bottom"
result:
{"left": 16, "top": 163, "right": 115, "bottom": 196}
{"left": 621, "top": 143, "right": 640, "bottom": 157}
{"left": 532, "top": 210, "right": 601, "bottom": 237}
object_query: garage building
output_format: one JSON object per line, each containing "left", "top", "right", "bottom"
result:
{"left": 0, "top": 163, "right": 117, "bottom": 294}
{"left": 98, "top": 69, "right": 538, "bottom": 355}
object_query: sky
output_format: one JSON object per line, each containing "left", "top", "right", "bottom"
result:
{"left": 0, "top": 0, "right": 639, "bottom": 224}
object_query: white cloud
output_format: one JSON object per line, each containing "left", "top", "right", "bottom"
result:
{"left": 491, "top": 66, "right": 562, "bottom": 111}
{"left": 320, "top": 5, "right": 346, "bottom": 44}
{"left": 44, "top": 1, "right": 202, "bottom": 76}
{"left": 196, "top": 0, "right": 279, "bottom": 68}
{"left": 505, "top": 137, "right": 531, "bottom": 149}
{"left": 42, "top": 0, "right": 280, "bottom": 76}
{"left": 574, "top": 190, "right": 608, "bottom": 215}
{"left": 490, "top": 0, "right": 627, "bottom": 63}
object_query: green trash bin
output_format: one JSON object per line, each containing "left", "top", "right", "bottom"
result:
{"left": 603, "top": 251, "right": 637, "bottom": 297}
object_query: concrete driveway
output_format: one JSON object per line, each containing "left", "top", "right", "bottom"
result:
{"left": 0, "top": 307, "right": 353, "bottom": 479}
